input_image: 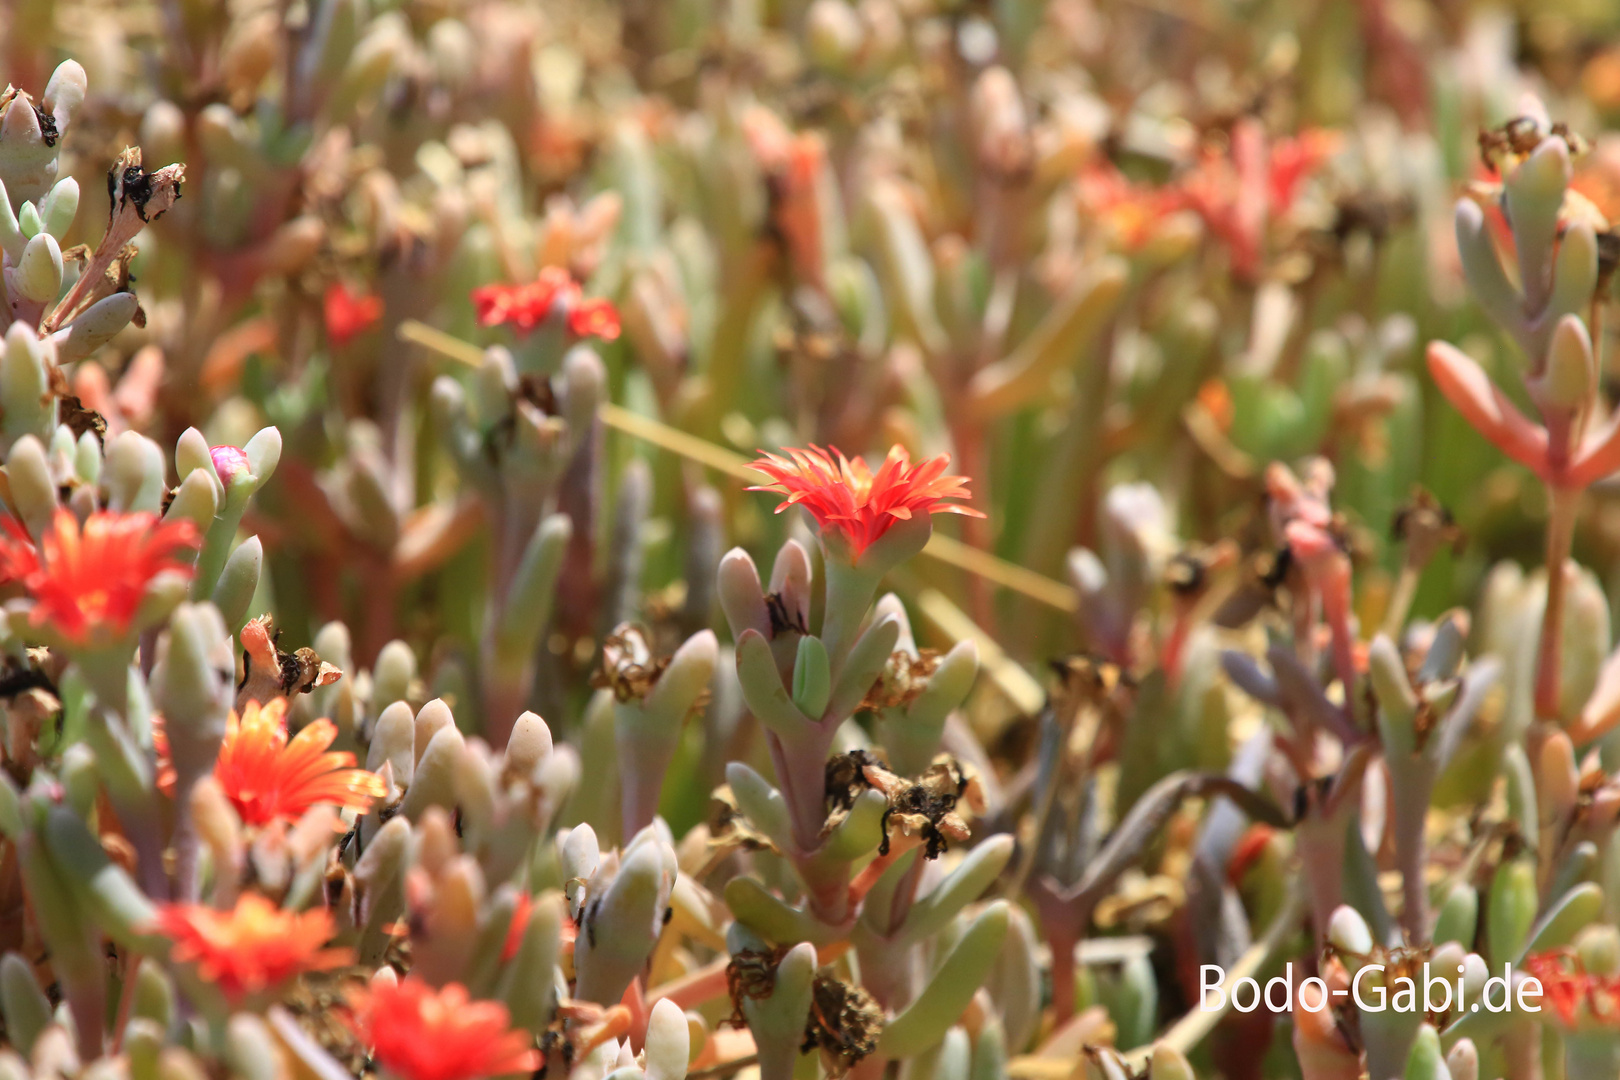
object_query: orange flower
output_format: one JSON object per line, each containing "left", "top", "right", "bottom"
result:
{"left": 567, "top": 297, "right": 621, "bottom": 341}
{"left": 1076, "top": 164, "right": 1183, "bottom": 251}
{"left": 156, "top": 699, "right": 386, "bottom": 826}
{"left": 748, "top": 445, "right": 985, "bottom": 560}
{"left": 324, "top": 283, "right": 383, "bottom": 348}
{"left": 346, "top": 977, "right": 541, "bottom": 1080}
{"left": 0, "top": 509, "right": 198, "bottom": 644}
{"left": 150, "top": 893, "right": 350, "bottom": 1003}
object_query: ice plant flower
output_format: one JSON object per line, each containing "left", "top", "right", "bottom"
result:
{"left": 474, "top": 268, "right": 619, "bottom": 340}
{"left": 1076, "top": 164, "right": 1185, "bottom": 252}
{"left": 1523, "top": 950, "right": 1620, "bottom": 1027}
{"left": 149, "top": 893, "right": 350, "bottom": 1003}
{"left": 747, "top": 444, "right": 985, "bottom": 561}
{"left": 472, "top": 266, "right": 573, "bottom": 333}
{"left": 346, "top": 977, "right": 541, "bottom": 1080}
{"left": 566, "top": 296, "right": 622, "bottom": 341}
{"left": 324, "top": 282, "right": 383, "bottom": 347}
{"left": 155, "top": 698, "right": 386, "bottom": 825}
{"left": 1177, "top": 119, "right": 1337, "bottom": 280}
{"left": 0, "top": 509, "right": 198, "bottom": 645}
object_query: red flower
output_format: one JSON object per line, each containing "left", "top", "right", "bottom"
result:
{"left": 0, "top": 510, "right": 198, "bottom": 644}
{"left": 150, "top": 893, "right": 350, "bottom": 1003}
{"left": 471, "top": 267, "right": 576, "bottom": 335}
{"left": 324, "top": 283, "right": 383, "bottom": 348}
{"left": 473, "top": 268, "right": 620, "bottom": 341}
{"left": 748, "top": 444, "right": 985, "bottom": 560}
{"left": 1523, "top": 950, "right": 1620, "bottom": 1027}
{"left": 346, "top": 977, "right": 541, "bottom": 1080}
{"left": 1177, "top": 120, "right": 1337, "bottom": 280}
{"left": 156, "top": 698, "right": 385, "bottom": 826}
{"left": 567, "top": 297, "right": 621, "bottom": 341}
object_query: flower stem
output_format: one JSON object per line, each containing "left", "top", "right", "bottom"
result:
{"left": 1535, "top": 487, "right": 1581, "bottom": 721}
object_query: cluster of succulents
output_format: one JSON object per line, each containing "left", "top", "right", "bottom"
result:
{"left": 15, "top": 1, "right": 1620, "bottom": 1080}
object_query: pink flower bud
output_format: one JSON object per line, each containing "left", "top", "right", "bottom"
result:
{"left": 209, "top": 445, "right": 251, "bottom": 489}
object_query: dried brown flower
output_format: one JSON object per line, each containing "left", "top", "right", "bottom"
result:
{"left": 803, "top": 973, "right": 883, "bottom": 1077}
{"left": 593, "top": 623, "right": 670, "bottom": 702}
{"left": 859, "top": 649, "right": 942, "bottom": 712}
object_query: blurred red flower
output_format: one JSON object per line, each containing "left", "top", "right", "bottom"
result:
{"left": 0, "top": 510, "right": 198, "bottom": 644}
{"left": 150, "top": 893, "right": 350, "bottom": 1003}
{"left": 346, "top": 977, "right": 541, "bottom": 1080}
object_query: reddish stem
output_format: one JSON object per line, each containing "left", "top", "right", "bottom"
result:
{"left": 1534, "top": 487, "right": 1580, "bottom": 720}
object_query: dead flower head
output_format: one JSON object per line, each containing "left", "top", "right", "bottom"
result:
{"left": 824, "top": 751, "right": 982, "bottom": 859}
{"left": 593, "top": 623, "right": 670, "bottom": 702}
{"left": 860, "top": 648, "right": 943, "bottom": 712}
